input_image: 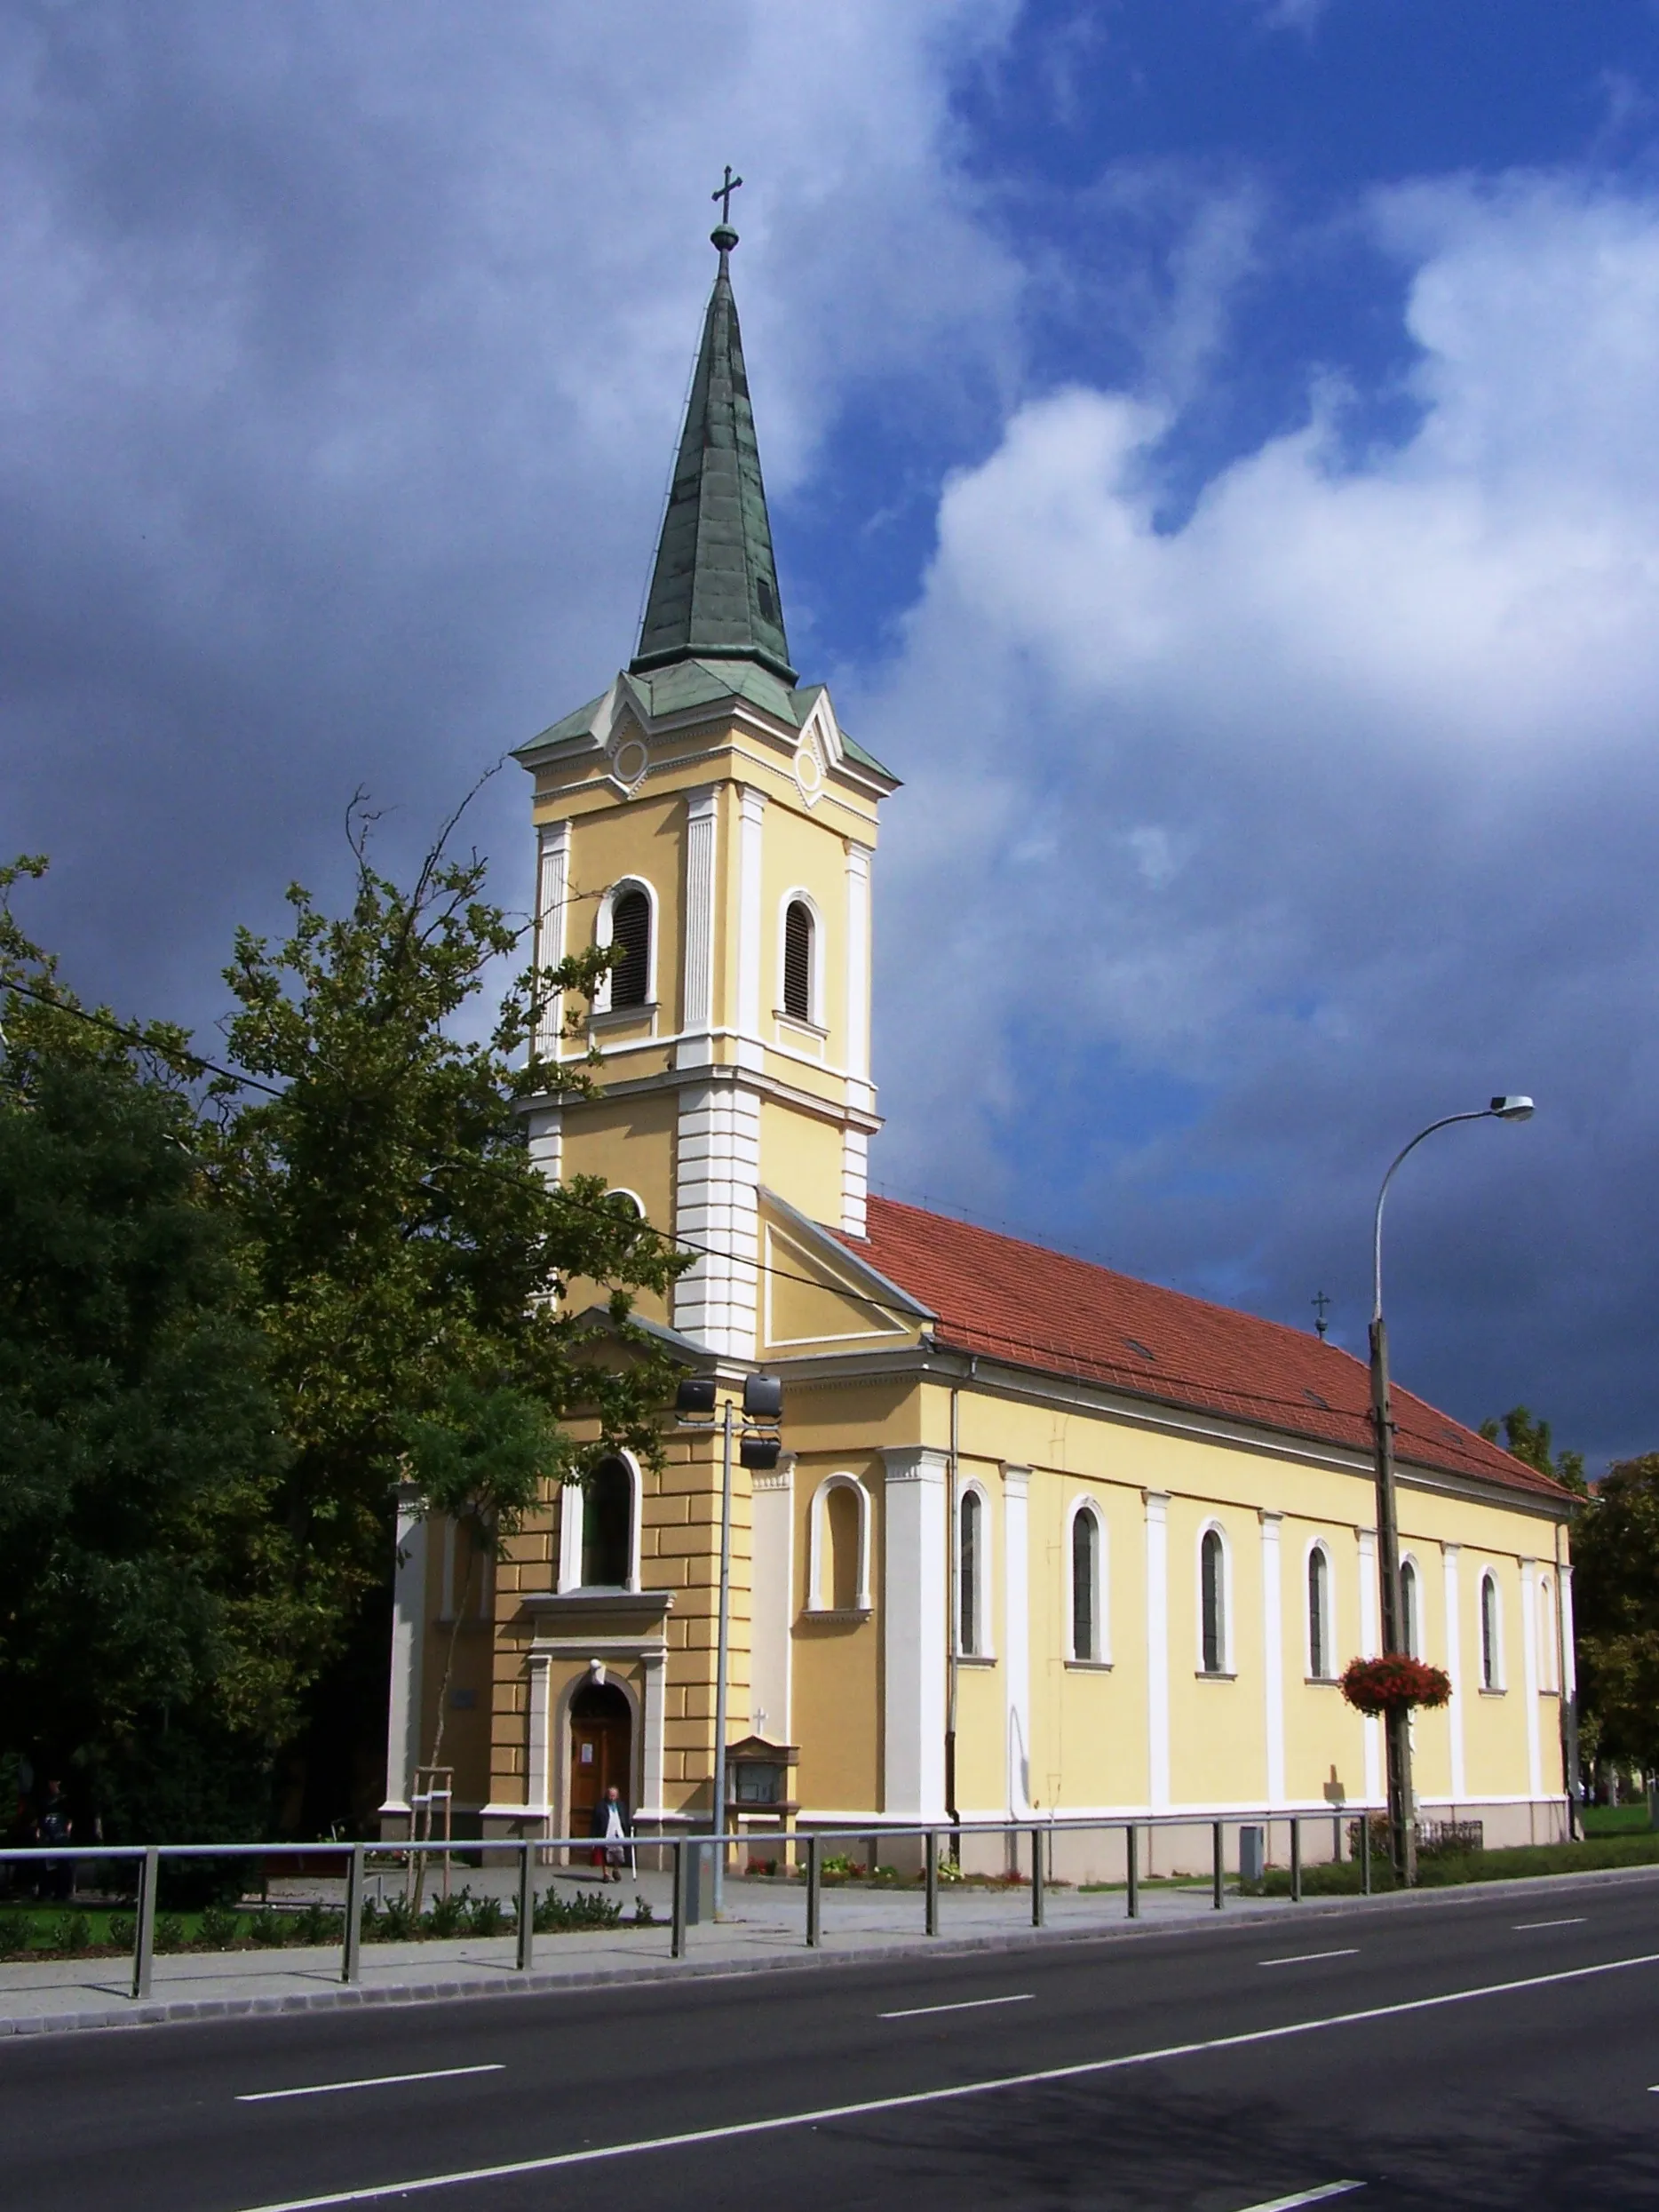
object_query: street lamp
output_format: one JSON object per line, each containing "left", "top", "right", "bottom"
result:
{"left": 674, "top": 1370, "right": 783, "bottom": 1916}
{"left": 1369, "top": 1095, "right": 1534, "bottom": 1887}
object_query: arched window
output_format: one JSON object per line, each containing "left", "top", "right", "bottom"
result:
{"left": 1539, "top": 1575, "right": 1558, "bottom": 1693}
{"left": 1400, "top": 1558, "right": 1421, "bottom": 1659}
{"left": 1307, "top": 1546, "right": 1331, "bottom": 1679}
{"left": 607, "top": 887, "right": 651, "bottom": 1009}
{"left": 582, "top": 1458, "right": 633, "bottom": 1587}
{"left": 783, "top": 900, "right": 814, "bottom": 1022}
{"left": 1072, "top": 1507, "right": 1102, "bottom": 1661}
{"left": 1480, "top": 1571, "right": 1502, "bottom": 1689}
{"left": 958, "top": 1489, "right": 982, "bottom": 1657}
{"left": 1201, "top": 1527, "right": 1227, "bottom": 1675}
{"left": 826, "top": 1485, "right": 861, "bottom": 1610}
{"left": 808, "top": 1476, "right": 872, "bottom": 1614}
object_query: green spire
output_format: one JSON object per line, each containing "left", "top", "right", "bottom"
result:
{"left": 631, "top": 210, "right": 796, "bottom": 686}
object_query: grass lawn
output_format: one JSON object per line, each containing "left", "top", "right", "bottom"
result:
{"left": 1582, "top": 1802, "right": 1654, "bottom": 1837}
{"left": 1247, "top": 1829, "right": 1659, "bottom": 1898}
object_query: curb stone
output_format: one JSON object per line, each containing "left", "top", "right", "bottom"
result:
{"left": 2, "top": 1859, "right": 1656, "bottom": 2040}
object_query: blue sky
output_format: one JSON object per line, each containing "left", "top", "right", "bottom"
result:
{"left": 7, "top": 1, "right": 1659, "bottom": 1462}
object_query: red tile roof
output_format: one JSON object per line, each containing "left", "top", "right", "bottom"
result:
{"left": 847, "top": 1196, "right": 1565, "bottom": 1504}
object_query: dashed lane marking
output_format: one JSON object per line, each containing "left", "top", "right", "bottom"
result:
{"left": 237, "top": 2065, "right": 504, "bottom": 2105}
{"left": 880, "top": 1993, "right": 1035, "bottom": 2020}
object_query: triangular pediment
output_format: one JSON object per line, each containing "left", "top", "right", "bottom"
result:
{"left": 758, "top": 1189, "right": 931, "bottom": 1357}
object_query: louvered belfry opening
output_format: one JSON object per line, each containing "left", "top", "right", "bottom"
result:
{"left": 783, "top": 899, "right": 813, "bottom": 1021}
{"left": 608, "top": 888, "right": 651, "bottom": 1008}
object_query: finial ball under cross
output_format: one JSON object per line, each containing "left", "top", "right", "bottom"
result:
{"left": 712, "top": 165, "right": 743, "bottom": 225}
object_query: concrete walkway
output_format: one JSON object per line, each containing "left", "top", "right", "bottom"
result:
{"left": 0, "top": 1868, "right": 1292, "bottom": 2036}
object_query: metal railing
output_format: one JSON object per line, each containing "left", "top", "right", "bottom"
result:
{"left": 0, "top": 1807, "right": 1378, "bottom": 2001}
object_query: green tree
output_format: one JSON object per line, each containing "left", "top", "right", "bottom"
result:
{"left": 1572, "top": 1455, "right": 1659, "bottom": 1775}
{"left": 0, "top": 862, "right": 302, "bottom": 1839}
{"left": 1479, "top": 1404, "right": 1588, "bottom": 1495}
{"left": 211, "top": 808, "right": 686, "bottom": 1768}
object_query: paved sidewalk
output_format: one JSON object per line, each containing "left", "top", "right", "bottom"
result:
{"left": 0, "top": 1872, "right": 1290, "bottom": 2036}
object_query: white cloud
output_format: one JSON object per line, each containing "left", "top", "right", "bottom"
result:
{"left": 859, "top": 175, "right": 1659, "bottom": 1451}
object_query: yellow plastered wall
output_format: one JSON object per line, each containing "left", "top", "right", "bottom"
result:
{"left": 759, "top": 1099, "right": 844, "bottom": 1231}
{"left": 567, "top": 794, "right": 687, "bottom": 1030}
{"left": 760, "top": 798, "right": 850, "bottom": 1052}
{"left": 790, "top": 1450, "right": 884, "bottom": 1813}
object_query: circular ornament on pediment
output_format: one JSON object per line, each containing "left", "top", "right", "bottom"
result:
{"left": 612, "top": 736, "right": 649, "bottom": 790}
{"left": 793, "top": 737, "right": 823, "bottom": 806}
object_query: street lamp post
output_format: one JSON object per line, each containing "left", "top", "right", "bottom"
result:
{"left": 1369, "top": 1096, "right": 1534, "bottom": 1887}
{"left": 675, "top": 1371, "right": 783, "bottom": 1918}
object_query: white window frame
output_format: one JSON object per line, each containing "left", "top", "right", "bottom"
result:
{"left": 807, "top": 1473, "right": 872, "bottom": 1615}
{"left": 594, "top": 875, "right": 658, "bottom": 1014}
{"left": 557, "top": 1450, "right": 644, "bottom": 1593}
{"left": 775, "top": 887, "right": 826, "bottom": 1030}
{"left": 1400, "top": 1552, "right": 1424, "bottom": 1659}
{"left": 1066, "top": 1495, "right": 1109, "bottom": 1666}
{"left": 1196, "top": 1519, "right": 1234, "bottom": 1676}
{"left": 1480, "top": 1568, "right": 1505, "bottom": 1691}
{"left": 1537, "top": 1572, "right": 1559, "bottom": 1693}
{"left": 955, "top": 1479, "right": 994, "bottom": 1659}
{"left": 1306, "top": 1538, "right": 1335, "bottom": 1680}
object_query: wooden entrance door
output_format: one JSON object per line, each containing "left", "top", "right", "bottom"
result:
{"left": 569, "top": 1680, "right": 632, "bottom": 1839}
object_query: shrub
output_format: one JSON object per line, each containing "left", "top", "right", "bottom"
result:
{"left": 200, "top": 1904, "right": 242, "bottom": 1949}
{"left": 154, "top": 1914, "right": 187, "bottom": 1953}
{"left": 362, "top": 1894, "right": 417, "bottom": 1943}
{"left": 425, "top": 1890, "right": 471, "bottom": 1939}
{"left": 631, "top": 1894, "right": 655, "bottom": 1926}
{"left": 533, "top": 1888, "right": 623, "bottom": 1932}
{"left": 51, "top": 1912, "right": 92, "bottom": 1953}
{"left": 468, "top": 1895, "right": 506, "bottom": 1938}
{"left": 108, "top": 1914, "right": 136, "bottom": 1949}
{"left": 0, "top": 1915, "right": 28, "bottom": 1957}
{"left": 250, "top": 1911, "right": 290, "bottom": 1947}
{"left": 291, "top": 1903, "right": 342, "bottom": 1946}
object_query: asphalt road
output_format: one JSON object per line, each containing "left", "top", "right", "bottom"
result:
{"left": 6, "top": 1877, "right": 1659, "bottom": 2212}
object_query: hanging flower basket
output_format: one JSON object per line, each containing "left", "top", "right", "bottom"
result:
{"left": 1339, "top": 1654, "right": 1452, "bottom": 1717}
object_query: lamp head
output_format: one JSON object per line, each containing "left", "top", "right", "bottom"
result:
{"left": 674, "top": 1373, "right": 718, "bottom": 1418}
{"left": 1488, "top": 1095, "right": 1536, "bottom": 1122}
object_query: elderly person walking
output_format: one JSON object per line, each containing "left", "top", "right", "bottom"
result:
{"left": 594, "top": 1785, "right": 632, "bottom": 1882}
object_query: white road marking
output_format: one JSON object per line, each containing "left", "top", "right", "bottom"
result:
{"left": 880, "top": 1993, "right": 1035, "bottom": 2020}
{"left": 1233, "top": 2187, "right": 1363, "bottom": 2211}
{"left": 1512, "top": 1917, "right": 1585, "bottom": 1930}
{"left": 229, "top": 1947, "right": 1659, "bottom": 2212}
{"left": 236, "top": 2064, "right": 504, "bottom": 2105}
{"left": 1258, "top": 1949, "right": 1360, "bottom": 1967}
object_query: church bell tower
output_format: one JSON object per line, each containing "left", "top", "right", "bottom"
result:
{"left": 516, "top": 201, "right": 898, "bottom": 1358}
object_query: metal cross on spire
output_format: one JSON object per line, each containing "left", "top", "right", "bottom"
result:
{"left": 711, "top": 164, "right": 743, "bottom": 226}
{"left": 1312, "top": 1288, "right": 1331, "bottom": 1341}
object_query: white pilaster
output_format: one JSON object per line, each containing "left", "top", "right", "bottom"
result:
{"left": 1260, "top": 1512, "right": 1285, "bottom": 1807}
{"left": 380, "top": 1484, "right": 427, "bottom": 1818}
{"left": 735, "top": 785, "right": 766, "bottom": 1071}
{"left": 840, "top": 1128, "right": 869, "bottom": 1239}
{"left": 750, "top": 1458, "right": 795, "bottom": 1745}
{"left": 1144, "top": 1491, "right": 1171, "bottom": 1811}
{"left": 525, "top": 1651, "right": 552, "bottom": 1821}
{"left": 557, "top": 1480, "right": 583, "bottom": 1594}
{"left": 1560, "top": 1563, "right": 1577, "bottom": 1701}
{"left": 671, "top": 1081, "right": 761, "bottom": 1356}
{"left": 525, "top": 1104, "right": 562, "bottom": 1190}
{"left": 641, "top": 1650, "right": 667, "bottom": 1817}
{"left": 844, "top": 840, "right": 872, "bottom": 1107}
{"left": 882, "top": 1447, "right": 949, "bottom": 1818}
{"left": 679, "top": 785, "right": 719, "bottom": 1062}
{"left": 533, "top": 819, "right": 571, "bottom": 1061}
{"left": 1520, "top": 1559, "right": 1543, "bottom": 1801}
{"left": 1003, "top": 1466, "right": 1032, "bottom": 1817}
{"left": 1357, "top": 1527, "right": 1382, "bottom": 1808}
{"left": 1442, "top": 1543, "right": 1465, "bottom": 1802}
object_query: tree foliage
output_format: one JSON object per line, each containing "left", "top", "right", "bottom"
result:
{"left": 1478, "top": 1404, "right": 1588, "bottom": 1495}
{"left": 0, "top": 810, "right": 689, "bottom": 1839}
{"left": 0, "top": 861, "right": 299, "bottom": 1837}
{"left": 1573, "top": 1454, "right": 1659, "bottom": 1773}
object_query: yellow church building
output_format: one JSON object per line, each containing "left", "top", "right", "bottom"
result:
{"left": 381, "top": 212, "right": 1574, "bottom": 1876}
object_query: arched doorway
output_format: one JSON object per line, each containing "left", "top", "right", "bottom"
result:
{"left": 569, "top": 1678, "right": 633, "bottom": 1841}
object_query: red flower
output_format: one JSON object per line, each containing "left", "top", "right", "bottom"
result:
{"left": 1339, "top": 1654, "right": 1453, "bottom": 1716}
